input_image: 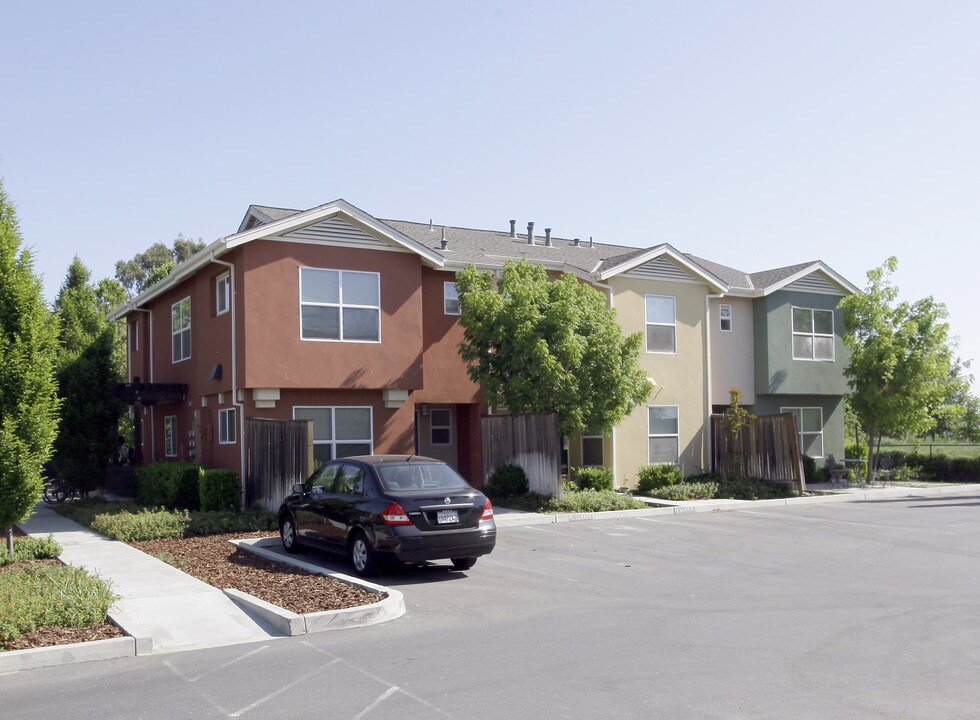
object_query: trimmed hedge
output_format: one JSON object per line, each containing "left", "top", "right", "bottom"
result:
{"left": 486, "top": 464, "right": 529, "bottom": 498}
{"left": 200, "top": 469, "right": 241, "bottom": 512}
{"left": 574, "top": 466, "right": 614, "bottom": 491}
{"left": 136, "top": 461, "right": 202, "bottom": 509}
{"left": 636, "top": 464, "right": 683, "bottom": 495}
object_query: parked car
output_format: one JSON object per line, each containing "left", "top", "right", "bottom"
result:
{"left": 278, "top": 455, "right": 496, "bottom": 576}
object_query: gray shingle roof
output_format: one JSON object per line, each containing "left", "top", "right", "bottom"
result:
{"left": 748, "top": 261, "right": 819, "bottom": 289}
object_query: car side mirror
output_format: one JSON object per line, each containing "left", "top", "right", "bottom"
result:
{"left": 292, "top": 483, "right": 305, "bottom": 494}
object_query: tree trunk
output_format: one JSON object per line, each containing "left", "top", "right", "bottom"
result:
{"left": 864, "top": 429, "right": 877, "bottom": 484}
{"left": 4, "top": 526, "right": 13, "bottom": 557}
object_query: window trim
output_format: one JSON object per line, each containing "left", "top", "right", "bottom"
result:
{"left": 299, "top": 267, "right": 381, "bottom": 343}
{"left": 430, "top": 407, "right": 452, "bottom": 446}
{"left": 216, "top": 273, "right": 230, "bottom": 316}
{"left": 171, "top": 296, "right": 191, "bottom": 363}
{"left": 218, "top": 407, "right": 236, "bottom": 445}
{"left": 791, "top": 306, "right": 835, "bottom": 362}
{"left": 164, "top": 416, "right": 177, "bottom": 457}
{"left": 581, "top": 435, "right": 604, "bottom": 467}
{"left": 444, "top": 281, "right": 461, "bottom": 315}
{"left": 720, "top": 303, "right": 732, "bottom": 332}
{"left": 648, "top": 405, "right": 680, "bottom": 465}
{"left": 292, "top": 405, "right": 375, "bottom": 461}
{"left": 645, "top": 294, "right": 677, "bottom": 354}
{"left": 781, "top": 406, "right": 824, "bottom": 459}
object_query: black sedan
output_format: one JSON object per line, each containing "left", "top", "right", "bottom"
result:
{"left": 278, "top": 455, "right": 496, "bottom": 576}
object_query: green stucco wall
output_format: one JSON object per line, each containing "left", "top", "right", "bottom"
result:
{"left": 753, "top": 394, "right": 845, "bottom": 463}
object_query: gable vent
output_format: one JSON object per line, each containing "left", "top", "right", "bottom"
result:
{"left": 785, "top": 273, "right": 840, "bottom": 294}
{"left": 281, "top": 217, "right": 387, "bottom": 246}
{"left": 626, "top": 257, "right": 693, "bottom": 282}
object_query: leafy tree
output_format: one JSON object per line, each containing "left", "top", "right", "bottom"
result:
{"left": 52, "top": 258, "right": 124, "bottom": 494}
{"left": 455, "top": 260, "right": 653, "bottom": 436}
{"left": 840, "top": 257, "right": 956, "bottom": 482}
{"left": 0, "top": 178, "right": 61, "bottom": 555}
{"left": 114, "top": 233, "right": 204, "bottom": 296}
{"left": 724, "top": 386, "right": 755, "bottom": 480}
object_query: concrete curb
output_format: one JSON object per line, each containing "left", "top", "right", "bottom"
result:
{"left": 491, "top": 483, "right": 980, "bottom": 527}
{"left": 228, "top": 538, "right": 406, "bottom": 634}
{"left": 0, "top": 636, "right": 135, "bottom": 675}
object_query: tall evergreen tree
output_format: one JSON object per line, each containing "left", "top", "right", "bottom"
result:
{"left": 52, "top": 257, "right": 124, "bottom": 493}
{"left": 0, "top": 178, "right": 60, "bottom": 554}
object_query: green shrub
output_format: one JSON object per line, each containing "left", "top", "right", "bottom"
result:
{"left": 136, "top": 461, "right": 202, "bottom": 508}
{"left": 91, "top": 508, "right": 190, "bottom": 542}
{"left": 717, "top": 476, "right": 796, "bottom": 500}
{"left": 0, "top": 564, "right": 117, "bottom": 645}
{"left": 636, "top": 464, "right": 683, "bottom": 495}
{"left": 574, "top": 466, "right": 614, "bottom": 491}
{"left": 649, "top": 481, "right": 719, "bottom": 501}
{"left": 199, "top": 469, "right": 241, "bottom": 512}
{"left": 0, "top": 536, "right": 62, "bottom": 566}
{"left": 186, "top": 510, "right": 276, "bottom": 536}
{"left": 802, "top": 454, "right": 818, "bottom": 485}
{"left": 547, "top": 489, "right": 645, "bottom": 512}
{"left": 486, "top": 464, "right": 529, "bottom": 498}
{"left": 892, "top": 464, "right": 922, "bottom": 482}
{"left": 845, "top": 442, "right": 868, "bottom": 463}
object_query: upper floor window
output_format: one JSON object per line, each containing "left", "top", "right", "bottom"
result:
{"left": 648, "top": 405, "right": 679, "bottom": 464}
{"left": 645, "top": 295, "right": 676, "bottom": 354}
{"left": 216, "top": 273, "right": 230, "bottom": 315}
{"left": 129, "top": 320, "right": 139, "bottom": 353}
{"left": 720, "top": 304, "right": 732, "bottom": 332}
{"left": 171, "top": 297, "right": 191, "bottom": 362}
{"left": 792, "top": 307, "right": 834, "bottom": 361}
{"left": 444, "top": 282, "right": 461, "bottom": 315}
{"left": 218, "top": 407, "right": 236, "bottom": 444}
{"left": 300, "top": 268, "right": 380, "bottom": 342}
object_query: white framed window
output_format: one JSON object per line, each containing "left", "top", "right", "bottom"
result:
{"left": 444, "top": 282, "right": 461, "bottom": 315}
{"left": 720, "top": 304, "right": 732, "bottom": 332}
{"left": 171, "top": 297, "right": 191, "bottom": 362}
{"left": 216, "top": 273, "right": 230, "bottom": 316}
{"left": 293, "top": 406, "right": 374, "bottom": 466}
{"left": 645, "top": 295, "right": 676, "bottom": 354}
{"left": 582, "top": 435, "right": 604, "bottom": 467}
{"left": 218, "top": 407, "right": 236, "bottom": 444}
{"left": 430, "top": 408, "right": 452, "bottom": 445}
{"left": 300, "top": 268, "right": 380, "bottom": 342}
{"left": 648, "top": 405, "right": 679, "bottom": 464}
{"left": 164, "top": 416, "right": 177, "bottom": 457}
{"left": 792, "top": 307, "right": 834, "bottom": 361}
{"left": 782, "top": 406, "right": 824, "bottom": 458}
{"left": 129, "top": 320, "right": 139, "bottom": 353}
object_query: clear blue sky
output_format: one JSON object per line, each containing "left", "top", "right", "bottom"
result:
{"left": 2, "top": 1, "right": 977, "bottom": 386}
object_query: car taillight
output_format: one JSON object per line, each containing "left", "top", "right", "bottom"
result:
{"left": 382, "top": 502, "right": 413, "bottom": 525}
{"left": 480, "top": 498, "right": 494, "bottom": 520}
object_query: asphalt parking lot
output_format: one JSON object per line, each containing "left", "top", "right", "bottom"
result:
{"left": 6, "top": 493, "right": 980, "bottom": 719}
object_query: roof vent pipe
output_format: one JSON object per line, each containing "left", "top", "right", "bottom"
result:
{"left": 429, "top": 219, "right": 434, "bottom": 231}
{"left": 589, "top": 235, "right": 594, "bottom": 248}
{"left": 527, "top": 222, "right": 535, "bottom": 245}
{"left": 509, "top": 219, "right": 516, "bottom": 238}
{"left": 545, "top": 228, "right": 552, "bottom": 247}
{"left": 440, "top": 227, "right": 448, "bottom": 250}
{"left": 574, "top": 237, "right": 580, "bottom": 247}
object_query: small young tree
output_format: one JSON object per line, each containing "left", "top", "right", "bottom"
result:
{"left": 455, "top": 260, "right": 652, "bottom": 436}
{"left": 0, "top": 178, "right": 60, "bottom": 554}
{"left": 840, "top": 257, "right": 956, "bottom": 482}
{"left": 724, "top": 386, "right": 755, "bottom": 480}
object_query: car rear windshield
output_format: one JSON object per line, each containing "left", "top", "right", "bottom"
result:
{"left": 376, "top": 463, "right": 471, "bottom": 493}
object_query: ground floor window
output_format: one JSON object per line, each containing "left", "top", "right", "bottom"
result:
{"left": 648, "top": 405, "right": 679, "bottom": 464}
{"left": 582, "top": 435, "right": 604, "bottom": 466}
{"left": 164, "top": 415, "right": 177, "bottom": 457}
{"left": 781, "top": 406, "right": 824, "bottom": 458}
{"left": 293, "top": 406, "right": 373, "bottom": 465}
{"left": 218, "top": 407, "right": 236, "bottom": 444}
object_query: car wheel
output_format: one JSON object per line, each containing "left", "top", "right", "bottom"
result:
{"left": 349, "top": 531, "right": 379, "bottom": 577}
{"left": 451, "top": 557, "right": 477, "bottom": 570}
{"left": 280, "top": 515, "right": 302, "bottom": 554}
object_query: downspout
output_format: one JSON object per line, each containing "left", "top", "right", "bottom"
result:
{"left": 132, "top": 307, "right": 155, "bottom": 461}
{"left": 211, "top": 255, "right": 246, "bottom": 505}
{"left": 705, "top": 293, "right": 725, "bottom": 472}
{"left": 592, "top": 280, "right": 618, "bottom": 487}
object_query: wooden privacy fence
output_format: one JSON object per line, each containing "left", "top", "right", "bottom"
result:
{"left": 482, "top": 413, "right": 562, "bottom": 496}
{"left": 711, "top": 413, "right": 806, "bottom": 495}
{"left": 246, "top": 418, "right": 313, "bottom": 510}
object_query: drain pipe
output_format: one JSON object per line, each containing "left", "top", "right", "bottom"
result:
{"left": 705, "top": 293, "right": 725, "bottom": 470}
{"left": 131, "top": 307, "right": 155, "bottom": 462}
{"left": 592, "top": 279, "right": 618, "bottom": 484}
{"left": 211, "top": 255, "right": 246, "bottom": 504}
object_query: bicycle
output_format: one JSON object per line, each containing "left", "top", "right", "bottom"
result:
{"left": 43, "top": 478, "right": 81, "bottom": 503}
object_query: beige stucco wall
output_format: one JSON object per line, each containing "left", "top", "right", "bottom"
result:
{"left": 610, "top": 277, "right": 710, "bottom": 486}
{"left": 709, "top": 296, "right": 755, "bottom": 406}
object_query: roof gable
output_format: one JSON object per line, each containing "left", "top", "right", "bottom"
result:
{"left": 754, "top": 262, "right": 859, "bottom": 296}
{"left": 596, "top": 243, "right": 728, "bottom": 291}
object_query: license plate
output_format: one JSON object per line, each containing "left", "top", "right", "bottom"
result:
{"left": 437, "top": 510, "right": 459, "bottom": 524}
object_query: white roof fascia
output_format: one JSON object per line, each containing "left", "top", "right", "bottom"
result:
{"left": 596, "top": 244, "right": 729, "bottom": 292}
{"left": 760, "top": 262, "right": 859, "bottom": 296}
